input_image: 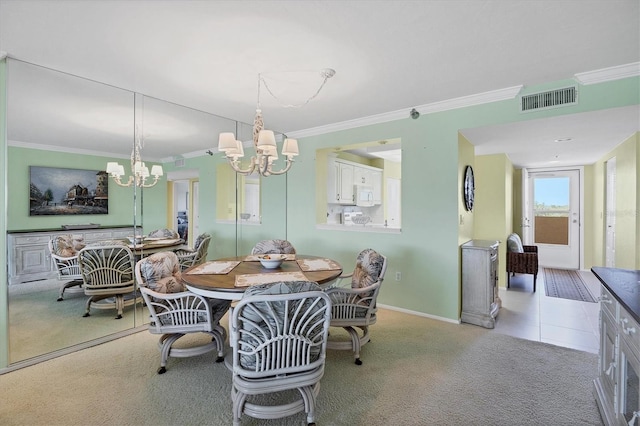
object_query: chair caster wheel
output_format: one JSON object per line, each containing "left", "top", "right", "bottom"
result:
{"left": 355, "top": 358, "right": 362, "bottom": 365}
{"left": 83, "top": 313, "right": 90, "bottom": 317}
{"left": 57, "top": 297, "right": 63, "bottom": 302}
{"left": 157, "top": 367, "right": 166, "bottom": 374}
{"left": 216, "top": 356, "right": 224, "bottom": 363}
{"left": 115, "top": 315, "right": 122, "bottom": 319}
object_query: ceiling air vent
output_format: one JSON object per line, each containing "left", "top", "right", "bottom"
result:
{"left": 174, "top": 159, "right": 185, "bottom": 167}
{"left": 521, "top": 86, "right": 577, "bottom": 112}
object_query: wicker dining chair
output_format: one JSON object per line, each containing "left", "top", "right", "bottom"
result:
{"left": 250, "top": 239, "right": 297, "bottom": 255}
{"left": 174, "top": 232, "right": 211, "bottom": 271}
{"left": 136, "top": 251, "right": 228, "bottom": 374}
{"left": 77, "top": 243, "right": 140, "bottom": 319}
{"left": 228, "top": 281, "right": 331, "bottom": 425}
{"left": 324, "top": 248, "right": 387, "bottom": 365}
{"left": 48, "top": 235, "right": 85, "bottom": 301}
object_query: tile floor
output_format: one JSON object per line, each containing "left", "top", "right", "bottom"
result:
{"left": 490, "top": 268, "right": 601, "bottom": 354}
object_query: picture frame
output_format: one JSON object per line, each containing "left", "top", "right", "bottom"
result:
{"left": 29, "top": 166, "right": 109, "bottom": 216}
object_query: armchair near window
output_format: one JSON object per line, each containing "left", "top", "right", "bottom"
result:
{"left": 228, "top": 281, "right": 331, "bottom": 426}
{"left": 174, "top": 232, "right": 211, "bottom": 271}
{"left": 506, "top": 233, "right": 538, "bottom": 292}
{"left": 77, "top": 243, "right": 140, "bottom": 319}
{"left": 136, "top": 251, "right": 228, "bottom": 374}
{"left": 48, "top": 235, "right": 85, "bottom": 301}
{"left": 325, "top": 248, "right": 387, "bottom": 365}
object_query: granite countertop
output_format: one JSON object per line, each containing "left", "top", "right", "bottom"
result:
{"left": 592, "top": 266, "right": 640, "bottom": 324}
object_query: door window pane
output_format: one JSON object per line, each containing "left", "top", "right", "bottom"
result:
{"left": 533, "top": 177, "right": 569, "bottom": 245}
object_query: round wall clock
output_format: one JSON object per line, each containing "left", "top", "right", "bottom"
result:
{"left": 463, "top": 165, "right": 475, "bottom": 211}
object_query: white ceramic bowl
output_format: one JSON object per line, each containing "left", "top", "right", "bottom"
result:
{"left": 258, "top": 254, "right": 285, "bottom": 269}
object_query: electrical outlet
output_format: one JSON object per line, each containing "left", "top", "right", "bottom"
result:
{"left": 395, "top": 271, "right": 401, "bottom": 281}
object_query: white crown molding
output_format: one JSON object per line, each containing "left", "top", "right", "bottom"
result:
{"left": 287, "top": 85, "right": 523, "bottom": 139}
{"left": 0, "top": 51, "right": 7, "bottom": 60}
{"left": 574, "top": 62, "right": 640, "bottom": 85}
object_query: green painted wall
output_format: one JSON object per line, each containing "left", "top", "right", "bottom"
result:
{"left": 474, "top": 154, "right": 513, "bottom": 286}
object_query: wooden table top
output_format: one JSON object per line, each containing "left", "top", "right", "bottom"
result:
{"left": 182, "top": 255, "right": 343, "bottom": 299}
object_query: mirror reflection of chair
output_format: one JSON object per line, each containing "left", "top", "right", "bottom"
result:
{"left": 136, "top": 251, "right": 228, "bottom": 374}
{"left": 250, "top": 239, "right": 297, "bottom": 255}
{"left": 48, "top": 235, "right": 85, "bottom": 301}
{"left": 147, "top": 228, "right": 180, "bottom": 239}
{"left": 228, "top": 281, "right": 331, "bottom": 426}
{"left": 325, "top": 248, "right": 387, "bottom": 365}
{"left": 506, "top": 233, "right": 538, "bottom": 292}
{"left": 174, "top": 232, "right": 211, "bottom": 271}
{"left": 77, "top": 243, "right": 140, "bottom": 319}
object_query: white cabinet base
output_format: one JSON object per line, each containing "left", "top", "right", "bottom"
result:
{"left": 461, "top": 240, "right": 500, "bottom": 329}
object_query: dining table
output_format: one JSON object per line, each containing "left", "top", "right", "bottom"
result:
{"left": 182, "top": 254, "right": 343, "bottom": 300}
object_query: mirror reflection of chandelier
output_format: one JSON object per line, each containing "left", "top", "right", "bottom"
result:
{"left": 106, "top": 128, "right": 163, "bottom": 188}
{"left": 218, "top": 69, "right": 336, "bottom": 177}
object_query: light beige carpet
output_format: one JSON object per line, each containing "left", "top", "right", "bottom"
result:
{"left": 0, "top": 308, "right": 602, "bottom": 425}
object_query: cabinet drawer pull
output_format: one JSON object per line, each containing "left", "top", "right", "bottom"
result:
{"left": 598, "top": 296, "right": 613, "bottom": 304}
{"left": 621, "top": 317, "right": 637, "bottom": 335}
{"left": 605, "top": 361, "right": 616, "bottom": 377}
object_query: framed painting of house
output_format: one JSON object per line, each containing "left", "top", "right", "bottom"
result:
{"left": 29, "top": 166, "right": 109, "bottom": 216}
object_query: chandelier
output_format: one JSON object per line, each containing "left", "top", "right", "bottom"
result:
{"left": 217, "top": 69, "right": 336, "bottom": 176}
{"left": 106, "top": 127, "right": 163, "bottom": 188}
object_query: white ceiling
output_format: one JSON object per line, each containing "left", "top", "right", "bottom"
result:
{"left": 0, "top": 0, "right": 638, "bottom": 167}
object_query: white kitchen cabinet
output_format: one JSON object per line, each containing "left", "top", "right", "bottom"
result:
{"left": 371, "top": 169, "right": 382, "bottom": 204}
{"left": 329, "top": 159, "right": 382, "bottom": 206}
{"left": 327, "top": 159, "right": 355, "bottom": 205}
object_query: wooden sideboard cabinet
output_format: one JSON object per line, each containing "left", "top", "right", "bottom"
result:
{"left": 592, "top": 267, "right": 640, "bottom": 426}
{"left": 461, "top": 239, "right": 500, "bottom": 329}
{"left": 7, "top": 226, "right": 134, "bottom": 285}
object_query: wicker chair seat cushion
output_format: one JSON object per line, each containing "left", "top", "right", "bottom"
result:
{"left": 351, "top": 248, "right": 385, "bottom": 289}
{"left": 52, "top": 234, "right": 85, "bottom": 258}
{"left": 239, "top": 280, "right": 323, "bottom": 370}
{"left": 507, "top": 233, "right": 525, "bottom": 253}
{"left": 138, "top": 252, "right": 185, "bottom": 293}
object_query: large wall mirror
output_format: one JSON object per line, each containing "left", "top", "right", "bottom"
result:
{"left": 6, "top": 59, "right": 138, "bottom": 364}
{"left": 4, "top": 58, "right": 290, "bottom": 366}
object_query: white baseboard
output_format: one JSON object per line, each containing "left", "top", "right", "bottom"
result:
{"left": 378, "top": 303, "right": 461, "bottom": 324}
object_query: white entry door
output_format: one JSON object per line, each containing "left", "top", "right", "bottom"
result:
{"left": 526, "top": 169, "right": 581, "bottom": 269}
